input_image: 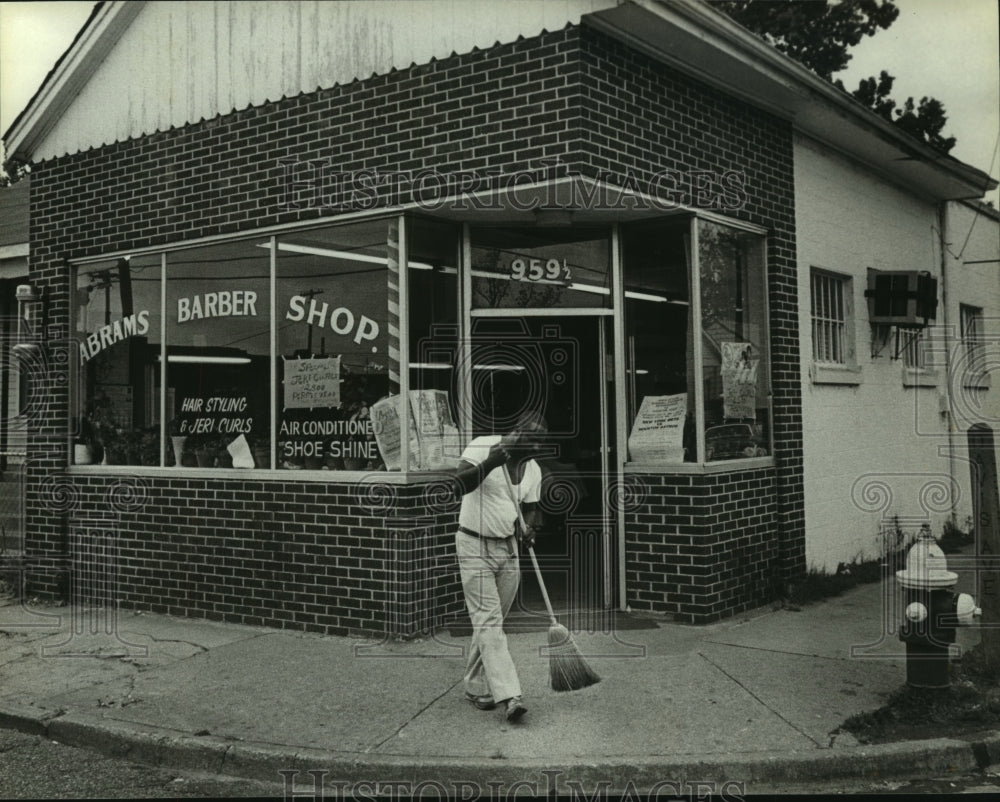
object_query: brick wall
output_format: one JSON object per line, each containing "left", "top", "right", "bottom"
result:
{"left": 25, "top": 24, "right": 802, "bottom": 634}
{"left": 27, "top": 473, "right": 464, "bottom": 636}
{"left": 574, "top": 29, "right": 804, "bottom": 589}
{"left": 625, "top": 468, "right": 780, "bottom": 623}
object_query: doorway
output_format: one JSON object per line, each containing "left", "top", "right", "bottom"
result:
{"left": 469, "top": 315, "right": 617, "bottom": 615}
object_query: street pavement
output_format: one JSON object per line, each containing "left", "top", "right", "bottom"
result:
{"left": 0, "top": 579, "right": 997, "bottom": 796}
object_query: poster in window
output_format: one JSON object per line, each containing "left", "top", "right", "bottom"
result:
{"left": 628, "top": 393, "right": 687, "bottom": 464}
{"left": 371, "top": 396, "right": 420, "bottom": 471}
{"left": 721, "top": 342, "right": 758, "bottom": 420}
{"left": 409, "top": 389, "right": 460, "bottom": 470}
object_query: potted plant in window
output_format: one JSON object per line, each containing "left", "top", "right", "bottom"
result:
{"left": 167, "top": 418, "right": 185, "bottom": 466}
{"left": 215, "top": 435, "right": 234, "bottom": 469}
{"left": 86, "top": 397, "right": 123, "bottom": 464}
{"left": 139, "top": 427, "right": 160, "bottom": 466}
{"left": 249, "top": 435, "right": 270, "bottom": 470}
{"left": 192, "top": 435, "right": 234, "bottom": 468}
{"left": 193, "top": 436, "right": 217, "bottom": 468}
{"left": 74, "top": 416, "right": 95, "bottom": 464}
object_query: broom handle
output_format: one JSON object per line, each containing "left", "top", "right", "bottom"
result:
{"left": 502, "top": 464, "right": 559, "bottom": 627}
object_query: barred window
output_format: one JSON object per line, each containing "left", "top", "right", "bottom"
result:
{"left": 811, "top": 270, "right": 848, "bottom": 364}
{"left": 899, "top": 328, "right": 925, "bottom": 370}
{"left": 961, "top": 304, "right": 984, "bottom": 368}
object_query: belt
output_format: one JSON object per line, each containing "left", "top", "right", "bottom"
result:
{"left": 459, "top": 525, "right": 514, "bottom": 541}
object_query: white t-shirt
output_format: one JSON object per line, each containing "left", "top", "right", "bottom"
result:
{"left": 458, "top": 435, "right": 542, "bottom": 538}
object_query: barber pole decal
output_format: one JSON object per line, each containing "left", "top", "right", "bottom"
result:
{"left": 386, "top": 219, "right": 401, "bottom": 386}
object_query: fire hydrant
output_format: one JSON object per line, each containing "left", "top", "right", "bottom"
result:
{"left": 896, "top": 530, "right": 981, "bottom": 688}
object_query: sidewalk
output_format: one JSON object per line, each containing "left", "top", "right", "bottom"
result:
{"left": 0, "top": 580, "right": 996, "bottom": 794}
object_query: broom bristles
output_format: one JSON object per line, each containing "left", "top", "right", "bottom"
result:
{"left": 547, "top": 622, "right": 600, "bottom": 692}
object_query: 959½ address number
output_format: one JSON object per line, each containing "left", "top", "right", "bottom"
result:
{"left": 510, "top": 258, "right": 572, "bottom": 282}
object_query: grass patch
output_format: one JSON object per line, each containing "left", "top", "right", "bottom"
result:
{"left": 938, "top": 517, "right": 975, "bottom": 554}
{"left": 785, "top": 555, "right": 893, "bottom": 608}
{"left": 839, "top": 644, "right": 1000, "bottom": 744}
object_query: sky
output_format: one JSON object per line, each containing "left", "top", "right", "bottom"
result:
{"left": 835, "top": 0, "right": 1000, "bottom": 204}
{"left": 0, "top": 0, "right": 998, "bottom": 203}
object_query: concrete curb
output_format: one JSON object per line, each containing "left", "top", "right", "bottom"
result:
{"left": 0, "top": 702, "right": 58, "bottom": 737}
{"left": 2, "top": 703, "right": 998, "bottom": 791}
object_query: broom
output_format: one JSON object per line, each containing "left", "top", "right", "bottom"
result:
{"left": 502, "top": 465, "right": 600, "bottom": 692}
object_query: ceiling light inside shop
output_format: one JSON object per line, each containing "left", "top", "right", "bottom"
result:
{"left": 570, "top": 283, "right": 611, "bottom": 296}
{"left": 263, "top": 242, "right": 435, "bottom": 270}
{"left": 624, "top": 290, "right": 667, "bottom": 302}
{"left": 158, "top": 355, "right": 252, "bottom": 365}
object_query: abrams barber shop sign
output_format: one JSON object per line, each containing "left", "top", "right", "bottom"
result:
{"left": 177, "top": 290, "right": 259, "bottom": 322}
{"left": 79, "top": 311, "right": 150, "bottom": 362}
{"left": 285, "top": 295, "right": 380, "bottom": 350}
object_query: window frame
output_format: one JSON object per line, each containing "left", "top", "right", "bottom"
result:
{"left": 69, "top": 209, "right": 778, "bottom": 476}
{"left": 621, "top": 213, "right": 774, "bottom": 468}
{"left": 809, "top": 266, "right": 861, "bottom": 385}
{"left": 899, "top": 326, "right": 939, "bottom": 388}
{"left": 69, "top": 212, "right": 414, "bottom": 478}
{"left": 960, "top": 303, "right": 990, "bottom": 389}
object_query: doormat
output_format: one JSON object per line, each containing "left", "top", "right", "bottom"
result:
{"left": 444, "top": 609, "right": 660, "bottom": 637}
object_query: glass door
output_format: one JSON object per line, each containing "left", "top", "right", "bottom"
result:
{"left": 468, "top": 315, "right": 616, "bottom": 614}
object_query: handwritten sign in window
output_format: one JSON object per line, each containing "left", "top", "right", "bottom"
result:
{"left": 283, "top": 356, "right": 341, "bottom": 410}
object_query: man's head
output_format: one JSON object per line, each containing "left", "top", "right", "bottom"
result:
{"left": 502, "top": 411, "right": 548, "bottom": 451}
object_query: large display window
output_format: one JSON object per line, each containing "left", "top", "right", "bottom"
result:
{"left": 697, "top": 220, "right": 770, "bottom": 461}
{"left": 623, "top": 216, "right": 770, "bottom": 464}
{"left": 275, "top": 219, "right": 395, "bottom": 470}
{"left": 407, "top": 217, "right": 461, "bottom": 470}
{"left": 72, "top": 212, "right": 769, "bottom": 473}
{"left": 75, "top": 255, "right": 162, "bottom": 465}
{"left": 165, "top": 239, "right": 270, "bottom": 468}
{"left": 623, "top": 217, "right": 695, "bottom": 463}
{"left": 73, "top": 218, "right": 405, "bottom": 472}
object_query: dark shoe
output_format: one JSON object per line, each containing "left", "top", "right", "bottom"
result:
{"left": 465, "top": 692, "right": 496, "bottom": 711}
{"left": 505, "top": 696, "right": 527, "bottom": 723}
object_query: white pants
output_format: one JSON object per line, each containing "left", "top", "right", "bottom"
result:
{"left": 455, "top": 531, "right": 522, "bottom": 703}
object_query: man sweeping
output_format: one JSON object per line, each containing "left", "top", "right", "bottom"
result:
{"left": 453, "top": 413, "right": 547, "bottom": 724}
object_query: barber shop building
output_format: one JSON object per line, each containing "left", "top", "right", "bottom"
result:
{"left": 2, "top": 0, "right": 996, "bottom": 635}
